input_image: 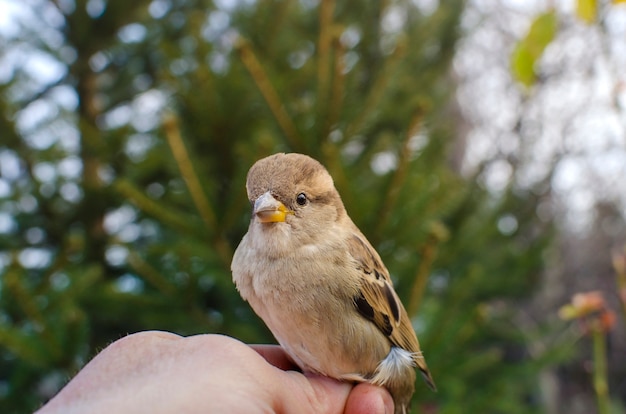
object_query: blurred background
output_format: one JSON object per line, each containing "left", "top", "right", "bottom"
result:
{"left": 0, "top": 0, "right": 625, "bottom": 412}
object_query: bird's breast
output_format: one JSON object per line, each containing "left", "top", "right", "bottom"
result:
{"left": 232, "top": 225, "right": 388, "bottom": 380}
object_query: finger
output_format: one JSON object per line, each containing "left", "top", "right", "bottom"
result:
{"left": 344, "top": 383, "right": 394, "bottom": 414}
{"left": 251, "top": 345, "right": 392, "bottom": 414}
{"left": 250, "top": 344, "right": 301, "bottom": 371}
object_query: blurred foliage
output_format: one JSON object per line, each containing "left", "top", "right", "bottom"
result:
{"left": 0, "top": 0, "right": 569, "bottom": 413}
{"left": 511, "top": 0, "right": 626, "bottom": 88}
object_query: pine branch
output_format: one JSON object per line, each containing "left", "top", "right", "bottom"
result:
{"left": 264, "top": 1, "right": 293, "bottom": 53}
{"left": 114, "top": 178, "right": 203, "bottom": 237}
{"left": 0, "top": 325, "right": 48, "bottom": 366}
{"left": 345, "top": 36, "right": 408, "bottom": 140}
{"left": 316, "top": 0, "right": 335, "bottom": 125}
{"left": 128, "top": 252, "right": 178, "bottom": 296}
{"left": 4, "top": 264, "right": 62, "bottom": 361}
{"left": 408, "top": 246, "right": 436, "bottom": 316}
{"left": 163, "top": 115, "right": 234, "bottom": 266}
{"left": 320, "top": 38, "right": 352, "bottom": 206}
{"left": 375, "top": 113, "right": 423, "bottom": 237}
{"left": 235, "top": 37, "right": 305, "bottom": 152}
{"left": 327, "top": 37, "right": 347, "bottom": 132}
{"left": 407, "top": 222, "right": 448, "bottom": 316}
{"left": 163, "top": 114, "right": 218, "bottom": 232}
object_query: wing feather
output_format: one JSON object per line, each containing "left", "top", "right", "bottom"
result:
{"left": 347, "top": 232, "right": 436, "bottom": 391}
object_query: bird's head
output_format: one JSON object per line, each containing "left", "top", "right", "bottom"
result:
{"left": 245, "top": 153, "right": 346, "bottom": 240}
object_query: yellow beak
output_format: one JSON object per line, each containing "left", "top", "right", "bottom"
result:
{"left": 253, "top": 192, "right": 293, "bottom": 223}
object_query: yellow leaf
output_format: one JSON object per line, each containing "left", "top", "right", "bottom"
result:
{"left": 613, "top": 0, "right": 626, "bottom": 4}
{"left": 526, "top": 12, "right": 558, "bottom": 52}
{"left": 511, "top": 43, "right": 535, "bottom": 88}
{"left": 577, "top": 0, "right": 597, "bottom": 24}
{"left": 558, "top": 304, "right": 579, "bottom": 320}
{"left": 510, "top": 12, "right": 557, "bottom": 87}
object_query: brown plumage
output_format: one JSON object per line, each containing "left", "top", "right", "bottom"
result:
{"left": 232, "top": 153, "right": 435, "bottom": 414}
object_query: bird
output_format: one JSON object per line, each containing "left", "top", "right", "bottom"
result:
{"left": 231, "top": 152, "right": 436, "bottom": 414}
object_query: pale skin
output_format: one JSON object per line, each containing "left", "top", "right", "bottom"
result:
{"left": 37, "top": 331, "right": 394, "bottom": 414}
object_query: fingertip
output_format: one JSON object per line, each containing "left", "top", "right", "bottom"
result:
{"left": 345, "top": 383, "right": 394, "bottom": 414}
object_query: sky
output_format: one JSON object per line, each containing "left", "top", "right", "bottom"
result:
{"left": 456, "top": 0, "right": 626, "bottom": 232}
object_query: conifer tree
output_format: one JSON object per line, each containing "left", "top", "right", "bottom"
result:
{"left": 0, "top": 1, "right": 557, "bottom": 412}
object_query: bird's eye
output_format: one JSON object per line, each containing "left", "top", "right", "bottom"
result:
{"left": 296, "top": 193, "right": 307, "bottom": 206}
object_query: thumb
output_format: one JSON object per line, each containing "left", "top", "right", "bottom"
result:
{"left": 293, "top": 374, "right": 352, "bottom": 414}
{"left": 345, "top": 383, "right": 395, "bottom": 414}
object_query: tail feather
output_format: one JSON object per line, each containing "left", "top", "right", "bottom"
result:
{"left": 414, "top": 352, "right": 437, "bottom": 391}
{"left": 419, "top": 367, "right": 437, "bottom": 391}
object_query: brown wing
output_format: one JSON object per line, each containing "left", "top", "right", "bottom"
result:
{"left": 348, "top": 233, "right": 436, "bottom": 391}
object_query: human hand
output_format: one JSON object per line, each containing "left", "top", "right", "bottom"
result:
{"left": 37, "top": 331, "right": 394, "bottom": 414}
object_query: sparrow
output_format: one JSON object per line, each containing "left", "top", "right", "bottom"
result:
{"left": 231, "top": 153, "right": 436, "bottom": 414}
